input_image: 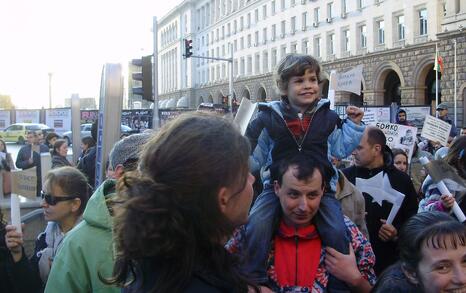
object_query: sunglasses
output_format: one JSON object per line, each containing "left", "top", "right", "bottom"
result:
{"left": 41, "top": 191, "right": 78, "bottom": 206}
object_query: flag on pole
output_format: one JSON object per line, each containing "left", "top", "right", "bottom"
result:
{"left": 434, "top": 51, "right": 444, "bottom": 74}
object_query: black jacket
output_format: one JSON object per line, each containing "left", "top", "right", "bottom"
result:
{"left": 342, "top": 150, "right": 418, "bottom": 275}
{"left": 51, "top": 155, "right": 71, "bottom": 169}
{"left": 77, "top": 146, "right": 96, "bottom": 188}
{"left": 0, "top": 229, "right": 42, "bottom": 293}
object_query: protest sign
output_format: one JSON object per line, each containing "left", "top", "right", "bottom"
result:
{"left": 234, "top": 98, "right": 257, "bottom": 135}
{"left": 420, "top": 115, "right": 452, "bottom": 146}
{"left": 362, "top": 107, "right": 390, "bottom": 124}
{"left": 373, "top": 122, "right": 417, "bottom": 162}
{"left": 11, "top": 167, "right": 37, "bottom": 198}
{"left": 330, "top": 65, "right": 363, "bottom": 95}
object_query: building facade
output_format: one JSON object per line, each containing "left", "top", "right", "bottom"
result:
{"left": 157, "top": 0, "right": 466, "bottom": 126}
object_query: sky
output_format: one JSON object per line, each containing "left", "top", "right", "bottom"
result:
{"left": 0, "top": 0, "right": 183, "bottom": 109}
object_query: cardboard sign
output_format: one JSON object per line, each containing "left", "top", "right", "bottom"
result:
{"left": 45, "top": 108, "right": 72, "bottom": 136}
{"left": 421, "top": 115, "right": 452, "bottom": 146}
{"left": 330, "top": 65, "right": 363, "bottom": 95}
{"left": 12, "top": 167, "right": 37, "bottom": 198}
{"left": 373, "top": 122, "right": 418, "bottom": 162}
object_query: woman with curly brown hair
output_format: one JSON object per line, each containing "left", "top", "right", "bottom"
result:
{"left": 109, "top": 113, "right": 264, "bottom": 293}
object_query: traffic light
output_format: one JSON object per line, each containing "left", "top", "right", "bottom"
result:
{"left": 131, "top": 55, "right": 153, "bottom": 101}
{"left": 184, "top": 39, "right": 193, "bottom": 58}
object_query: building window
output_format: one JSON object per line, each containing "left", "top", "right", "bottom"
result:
{"left": 281, "top": 0, "right": 286, "bottom": 11}
{"left": 234, "top": 39, "right": 238, "bottom": 51}
{"left": 234, "top": 20, "right": 237, "bottom": 33}
{"left": 378, "top": 20, "right": 385, "bottom": 44}
{"left": 271, "top": 48, "right": 278, "bottom": 68}
{"left": 240, "top": 36, "right": 245, "bottom": 49}
{"left": 234, "top": 60, "right": 238, "bottom": 76}
{"left": 343, "top": 29, "right": 350, "bottom": 52}
{"left": 291, "top": 0, "right": 296, "bottom": 6}
{"left": 280, "top": 44, "right": 287, "bottom": 59}
{"left": 222, "top": 26, "right": 225, "bottom": 39}
{"left": 263, "top": 4, "right": 267, "bottom": 19}
{"left": 227, "top": 23, "right": 231, "bottom": 36}
{"left": 240, "top": 16, "right": 244, "bottom": 31}
{"left": 281, "top": 20, "right": 286, "bottom": 37}
{"left": 247, "top": 13, "right": 251, "bottom": 28}
{"left": 397, "top": 15, "right": 405, "bottom": 40}
{"left": 357, "top": 0, "right": 365, "bottom": 10}
{"left": 247, "top": 55, "right": 252, "bottom": 74}
{"left": 240, "top": 57, "right": 245, "bottom": 75}
{"left": 314, "top": 7, "right": 320, "bottom": 23}
{"left": 302, "top": 12, "right": 307, "bottom": 30}
{"left": 263, "top": 51, "right": 269, "bottom": 72}
{"left": 419, "top": 8, "right": 427, "bottom": 35}
{"left": 291, "top": 16, "right": 296, "bottom": 33}
{"left": 263, "top": 27, "right": 268, "bottom": 42}
{"left": 272, "top": 24, "right": 277, "bottom": 40}
{"left": 247, "top": 34, "right": 252, "bottom": 47}
{"left": 255, "top": 9, "right": 259, "bottom": 23}
{"left": 255, "top": 31, "right": 259, "bottom": 45}
{"left": 314, "top": 37, "right": 321, "bottom": 57}
{"left": 255, "top": 53, "right": 260, "bottom": 74}
{"left": 359, "top": 25, "right": 367, "bottom": 48}
{"left": 327, "top": 2, "right": 333, "bottom": 19}
{"left": 342, "top": 0, "right": 347, "bottom": 13}
{"left": 271, "top": 0, "right": 276, "bottom": 15}
{"left": 328, "top": 33, "right": 335, "bottom": 55}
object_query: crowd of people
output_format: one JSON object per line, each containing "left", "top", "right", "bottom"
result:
{"left": 0, "top": 53, "right": 465, "bottom": 293}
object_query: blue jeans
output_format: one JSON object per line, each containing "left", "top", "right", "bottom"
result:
{"left": 243, "top": 184, "right": 350, "bottom": 291}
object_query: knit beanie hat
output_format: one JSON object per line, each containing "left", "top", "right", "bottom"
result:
{"left": 109, "top": 132, "right": 152, "bottom": 169}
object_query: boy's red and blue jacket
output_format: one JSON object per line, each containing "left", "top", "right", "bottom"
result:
{"left": 247, "top": 97, "right": 365, "bottom": 187}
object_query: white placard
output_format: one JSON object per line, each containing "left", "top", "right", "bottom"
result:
{"left": 330, "top": 65, "right": 363, "bottom": 95}
{"left": 15, "top": 110, "right": 40, "bottom": 123}
{"left": 362, "top": 107, "right": 390, "bottom": 124}
{"left": 403, "top": 106, "right": 431, "bottom": 129}
{"left": 420, "top": 115, "right": 452, "bottom": 147}
{"left": 372, "top": 122, "right": 418, "bottom": 162}
{"left": 234, "top": 98, "right": 257, "bottom": 135}
{"left": 45, "top": 108, "right": 72, "bottom": 136}
{"left": 10, "top": 194, "right": 22, "bottom": 234}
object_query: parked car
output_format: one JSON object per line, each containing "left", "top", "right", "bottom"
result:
{"left": 62, "top": 123, "right": 138, "bottom": 145}
{"left": 0, "top": 123, "right": 55, "bottom": 144}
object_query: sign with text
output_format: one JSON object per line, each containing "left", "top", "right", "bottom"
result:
{"left": 11, "top": 167, "right": 37, "bottom": 198}
{"left": 362, "top": 107, "right": 391, "bottom": 124}
{"left": 330, "top": 65, "right": 363, "bottom": 95}
{"left": 15, "top": 110, "right": 40, "bottom": 123}
{"left": 0, "top": 111, "right": 11, "bottom": 130}
{"left": 121, "top": 109, "right": 153, "bottom": 132}
{"left": 373, "top": 122, "right": 418, "bottom": 162}
{"left": 421, "top": 115, "right": 452, "bottom": 147}
{"left": 45, "top": 108, "right": 71, "bottom": 135}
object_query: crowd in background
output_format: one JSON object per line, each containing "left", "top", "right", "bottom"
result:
{"left": 0, "top": 53, "right": 465, "bottom": 293}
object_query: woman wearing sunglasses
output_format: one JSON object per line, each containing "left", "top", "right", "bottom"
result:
{"left": 4, "top": 166, "right": 90, "bottom": 291}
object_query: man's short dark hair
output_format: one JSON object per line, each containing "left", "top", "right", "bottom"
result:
{"left": 270, "top": 153, "right": 334, "bottom": 190}
{"left": 366, "top": 127, "right": 386, "bottom": 148}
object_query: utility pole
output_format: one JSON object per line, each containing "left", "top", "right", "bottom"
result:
{"left": 48, "top": 72, "right": 53, "bottom": 109}
{"left": 152, "top": 16, "right": 160, "bottom": 130}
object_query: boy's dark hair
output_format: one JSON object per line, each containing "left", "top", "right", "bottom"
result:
{"left": 270, "top": 153, "right": 334, "bottom": 190}
{"left": 81, "top": 136, "right": 96, "bottom": 148}
{"left": 274, "top": 53, "right": 321, "bottom": 94}
{"left": 45, "top": 132, "right": 59, "bottom": 143}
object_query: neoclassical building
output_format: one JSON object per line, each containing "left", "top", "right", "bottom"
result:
{"left": 157, "top": 0, "right": 465, "bottom": 127}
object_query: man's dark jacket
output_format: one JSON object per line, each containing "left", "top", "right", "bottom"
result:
{"left": 342, "top": 149, "right": 418, "bottom": 274}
